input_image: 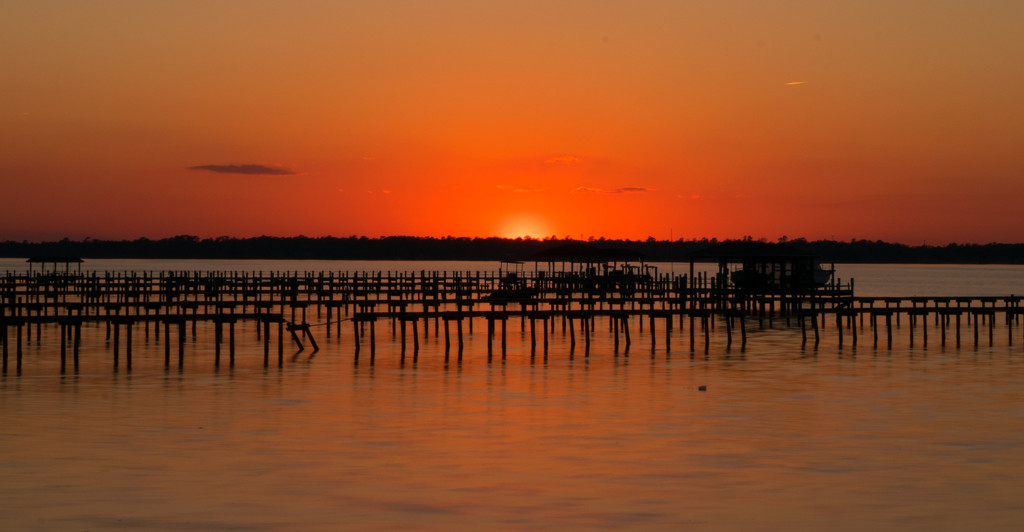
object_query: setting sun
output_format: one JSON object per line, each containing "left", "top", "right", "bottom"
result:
{"left": 497, "top": 213, "right": 552, "bottom": 240}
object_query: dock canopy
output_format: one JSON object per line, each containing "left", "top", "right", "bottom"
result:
{"left": 27, "top": 256, "right": 84, "bottom": 273}
{"left": 533, "top": 243, "right": 644, "bottom": 274}
{"left": 689, "top": 242, "right": 831, "bottom": 292}
{"left": 534, "top": 243, "right": 643, "bottom": 262}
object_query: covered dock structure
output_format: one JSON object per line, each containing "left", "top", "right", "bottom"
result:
{"left": 27, "top": 257, "right": 84, "bottom": 274}
{"left": 532, "top": 243, "right": 646, "bottom": 277}
{"left": 688, "top": 242, "right": 837, "bottom": 293}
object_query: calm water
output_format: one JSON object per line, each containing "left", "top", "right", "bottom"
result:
{"left": 3, "top": 260, "right": 1024, "bottom": 531}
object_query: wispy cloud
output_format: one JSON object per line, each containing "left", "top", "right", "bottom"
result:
{"left": 189, "top": 164, "right": 296, "bottom": 175}
{"left": 573, "top": 186, "right": 651, "bottom": 194}
{"left": 497, "top": 184, "right": 547, "bottom": 193}
{"left": 785, "top": 81, "right": 807, "bottom": 85}
{"left": 545, "top": 155, "right": 581, "bottom": 164}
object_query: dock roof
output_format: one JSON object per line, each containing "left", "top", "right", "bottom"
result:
{"left": 27, "top": 257, "right": 84, "bottom": 263}
{"left": 534, "top": 243, "right": 643, "bottom": 262}
{"left": 690, "top": 242, "right": 815, "bottom": 259}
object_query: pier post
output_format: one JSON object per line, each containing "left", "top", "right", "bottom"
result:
{"left": 801, "top": 313, "right": 807, "bottom": 347}
{"left": 740, "top": 315, "right": 747, "bottom": 349}
{"left": 850, "top": 314, "right": 857, "bottom": 348}
{"left": 974, "top": 314, "right": 979, "bottom": 347}
{"left": 665, "top": 314, "right": 672, "bottom": 354}
{"left": 60, "top": 323, "right": 67, "bottom": 372}
{"left": 689, "top": 314, "right": 695, "bottom": 351}
{"left": 812, "top": 313, "right": 820, "bottom": 348}
{"left": 988, "top": 313, "right": 994, "bottom": 347}
{"left": 265, "top": 321, "right": 271, "bottom": 366}
{"left": 487, "top": 318, "right": 493, "bottom": 358}
{"left": 650, "top": 315, "right": 656, "bottom": 353}
{"left": 412, "top": 319, "right": 419, "bottom": 359}
{"left": 457, "top": 318, "right": 464, "bottom": 361}
{"left": 444, "top": 318, "right": 451, "bottom": 359}
{"left": 569, "top": 315, "right": 576, "bottom": 353}
{"left": 542, "top": 315, "right": 548, "bottom": 357}
{"left": 909, "top": 314, "right": 914, "bottom": 348}
{"left": 215, "top": 322, "right": 222, "bottom": 366}
{"left": 164, "top": 322, "right": 171, "bottom": 367}
{"left": 725, "top": 314, "right": 732, "bottom": 349}
{"left": 74, "top": 323, "right": 81, "bottom": 370}
{"left": 399, "top": 318, "right": 407, "bottom": 357}
{"left": 126, "top": 321, "right": 132, "bottom": 371}
{"left": 623, "top": 316, "right": 631, "bottom": 352}
{"left": 613, "top": 316, "right": 619, "bottom": 353}
{"left": 837, "top": 313, "right": 843, "bottom": 348}
{"left": 113, "top": 322, "right": 121, "bottom": 369}
{"left": 886, "top": 314, "right": 893, "bottom": 349}
{"left": 940, "top": 313, "right": 947, "bottom": 347}
{"left": 702, "top": 315, "right": 710, "bottom": 353}
{"left": 582, "top": 315, "right": 590, "bottom": 356}
{"left": 1008, "top": 312, "right": 1013, "bottom": 346}
{"left": 922, "top": 313, "right": 927, "bottom": 348}
{"left": 872, "top": 314, "right": 878, "bottom": 348}
{"left": 353, "top": 320, "right": 360, "bottom": 357}
{"left": 530, "top": 316, "right": 537, "bottom": 355}
{"left": 178, "top": 321, "right": 185, "bottom": 367}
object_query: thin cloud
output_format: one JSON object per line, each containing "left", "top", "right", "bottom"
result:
{"left": 497, "top": 184, "right": 546, "bottom": 193}
{"left": 611, "top": 186, "right": 651, "bottom": 194}
{"left": 785, "top": 81, "right": 807, "bottom": 85}
{"left": 571, "top": 186, "right": 651, "bottom": 194}
{"left": 189, "top": 164, "right": 296, "bottom": 175}
{"left": 545, "top": 155, "right": 582, "bottom": 164}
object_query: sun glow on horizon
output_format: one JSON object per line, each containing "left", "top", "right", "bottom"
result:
{"left": 497, "top": 213, "right": 552, "bottom": 240}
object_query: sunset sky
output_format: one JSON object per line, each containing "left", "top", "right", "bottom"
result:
{"left": 2, "top": 1, "right": 1022, "bottom": 244}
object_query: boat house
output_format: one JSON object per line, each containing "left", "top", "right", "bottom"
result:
{"left": 27, "top": 257, "right": 84, "bottom": 274}
{"left": 688, "top": 242, "right": 834, "bottom": 293}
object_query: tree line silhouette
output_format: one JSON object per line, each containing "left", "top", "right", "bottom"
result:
{"left": 1, "top": 235, "right": 1022, "bottom": 264}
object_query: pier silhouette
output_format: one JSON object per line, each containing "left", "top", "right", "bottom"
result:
{"left": 2, "top": 258, "right": 1022, "bottom": 374}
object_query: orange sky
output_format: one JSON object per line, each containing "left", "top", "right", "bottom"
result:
{"left": 2, "top": 1, "right": 1022, "bottom": 244}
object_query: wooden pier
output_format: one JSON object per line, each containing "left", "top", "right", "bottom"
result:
{"left": 1, "top": 269, "right": 1021, "bottom": 373}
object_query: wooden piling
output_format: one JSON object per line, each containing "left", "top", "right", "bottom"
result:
{"left": 740, "top": 314, "right": 747, "bottom": 349}
{"left": 886, "top": 314, "right": 893, "bottom": 349}
{"left": 725, "top": 314, "right": 732, "bottom": 349}
{"left": 178, "top": 321, "right": 185, "bottom": 367}
{"left": 126, "top": 321, "right": 132, "bottom": 370}
{"left": 457, "top": 318, "right": 464, "bottom": 361}
{"left": 60, "top": 323, "right": 67, "bottom": 372}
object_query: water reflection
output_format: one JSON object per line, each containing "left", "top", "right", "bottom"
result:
{"left": 4, "top": 310, "right": 1024, "bottom": 530}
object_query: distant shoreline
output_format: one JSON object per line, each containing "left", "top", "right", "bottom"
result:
{"left": 2, "top": 236, "right": 1023, "bottom": 264}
